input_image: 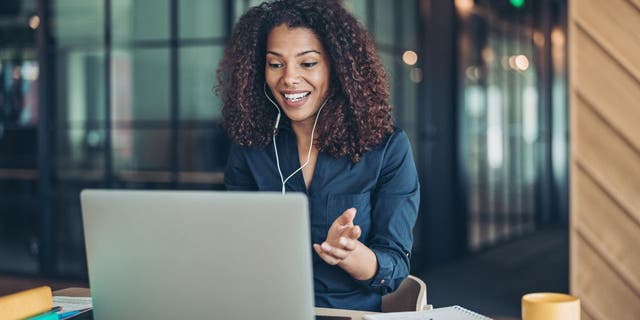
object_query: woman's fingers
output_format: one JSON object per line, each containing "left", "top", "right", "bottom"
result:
{"left": 338, "top": 236, "right": 357, "bottom": 251}
{"left": 326, "top": 209, "right": 358, "bottom": 244}
{"left": 347, "top": 225, "right": 361, "bottom": 240}
{"left": 313, "top": 243, "right": 341, "bottom": 265}
{"left": 337, "top": 208, "right": 357, "bottom": 226}
{"left": 330, "top": 208, "right": 356, "bottom": 230}
{"left": 320, "top": 241, "right": 351, "bottom": 259}
{"left": 328, "top": 226, "right": 360, "bottom": 250}
{"left": 318, "top": 232, "right": 359, "bottom": 258}
{"left": 317, "top": 211, "right": 361, "bottom": 266}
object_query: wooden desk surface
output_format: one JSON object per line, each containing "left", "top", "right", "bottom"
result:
{"left": 315, "top": 307, "right": 374, "bottom": 320}
{"left": 54, "top": 288, "right": 377, "bottom": 320}
{"left": 54, "top": 287, "right": 90, "bottom": 297}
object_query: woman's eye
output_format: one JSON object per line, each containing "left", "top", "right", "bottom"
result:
{"left": 268, "top": 63, "right": 283, "bottom": 68}
{"left": 301, "top": 62, "right": 317, "bottom": 68}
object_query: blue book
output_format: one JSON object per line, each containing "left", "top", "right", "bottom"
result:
{"left": 59, "top": 308, "right": 92, "bottom": 319}
{"left": 26, "top": 310, "right": 59, "bottom": 320}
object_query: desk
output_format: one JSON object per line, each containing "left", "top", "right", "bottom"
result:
{"left": 54, "top": 288, "right": 376, "bottom": 320}
{"left": 315, "top": 307, "right": 373, "bottom": 320}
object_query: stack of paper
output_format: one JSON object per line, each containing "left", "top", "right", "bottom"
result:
{"left": 363, "top": 305, "right": 492, "bottom": 320}
{"left": 52, "top": 296, "right": 93, "bottom": 313}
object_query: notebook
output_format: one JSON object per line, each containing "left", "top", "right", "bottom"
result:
{"left": 362, "top": 305, "right": 492, "bottom": 320}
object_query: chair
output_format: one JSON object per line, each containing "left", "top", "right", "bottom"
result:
{"left": 380, "top": 275, "right": 432, "bottom": 312}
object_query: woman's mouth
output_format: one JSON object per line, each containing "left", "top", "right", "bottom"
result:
{"left": 283, "top": 92, "right": 310, "bottom": 102}
{"left": 281, "top": 91, "right": 311, "bottom": 107}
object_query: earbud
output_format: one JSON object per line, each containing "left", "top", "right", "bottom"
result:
{"left": 264, "top": 83, "right": 281, "bottom": 131}
{"left": 274, "top": 113, "right": 281, "bottom": 131}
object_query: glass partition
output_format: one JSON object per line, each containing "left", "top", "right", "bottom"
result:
{"left": 457, "top": 0, "right": 568, "bottom": 251}
{"left": 2, "top": 0, "right": 423, "bottom": 278}
{"left": 0, "top": 0, "right": 41, "bottom": 275}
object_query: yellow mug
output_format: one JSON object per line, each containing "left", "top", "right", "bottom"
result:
{"left": 522, "top": 292, "right": 580, "bottom": 320}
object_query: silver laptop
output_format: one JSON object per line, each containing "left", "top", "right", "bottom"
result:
{"left": 80, "top": 190, "right": 314, "bottom": 320}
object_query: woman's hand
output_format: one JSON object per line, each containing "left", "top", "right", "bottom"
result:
{"left": 313, "top": 208, "right": 377, "bottom": 280}
{"left": 313, "top": 208, "right": 361, "bottom": 265}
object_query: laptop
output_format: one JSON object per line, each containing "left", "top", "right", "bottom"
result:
{"left": 80, "top": 190, "right": 315, "bottom": 320}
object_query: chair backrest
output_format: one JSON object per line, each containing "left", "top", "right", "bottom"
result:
{"left": 380, "top": 275, "right": 431, "bottom": 312}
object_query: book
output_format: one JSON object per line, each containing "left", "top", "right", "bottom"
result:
{"left": 363, "top": 305, "right": 492, "bottom": 320}
{"left": 0, "top": 286, "right": 54, "bottom": 320}
{"left": 26, "top": 310, "right": 59, "bottom": 320}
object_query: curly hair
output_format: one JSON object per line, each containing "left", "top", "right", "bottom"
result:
{"left": 216, "top": 0, "right": 393, "bottom": 162}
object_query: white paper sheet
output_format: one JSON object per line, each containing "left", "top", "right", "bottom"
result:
{"left": 362, "top": 305, "right": 492, "bottom": 320}
{"left": 53, "top": 295, "right": 93, "bottom": 313}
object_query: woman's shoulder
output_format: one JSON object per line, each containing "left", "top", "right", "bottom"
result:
{"left": 229, "top": 140, "right": 271, "bottom": 157}
{"left": 360, "top": 127, "right": 411, "bottom": 159}
{"left": 381, "top": 127, "right": 411, "bottom": 151}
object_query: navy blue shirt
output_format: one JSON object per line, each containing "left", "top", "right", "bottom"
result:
{"left": 224, "top": 126, "right": 420, "bottom": 311}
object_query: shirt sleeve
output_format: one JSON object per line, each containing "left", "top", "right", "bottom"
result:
{"left": 224, "top": 143, "right": 258, "bottom": 191}
{"left": 364, "top": 130, "right": 420, "bottom": 294}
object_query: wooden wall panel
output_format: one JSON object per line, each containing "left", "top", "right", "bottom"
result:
{"left": 573, "top": 27, "right": 640, "bottom": 152}
{"left": 570, "top": 0, "right": 640, "bottom": 319}
{"left": 580, "top": 309, "right": 595, "bottom": 320}
{"left": 575, "top": 0, "right": 640, "bottom": 80}
{"left": 574, "top": 98, "right": 640, "bottom": 219}
{"left": 574, "top": 237, "right": 640, "bottom": 320}
{"left": 574, "top": 168, "right": 640, "bottom": 294}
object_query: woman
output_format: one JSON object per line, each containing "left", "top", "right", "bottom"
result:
{"left": 217, "top": 0, "right": 419, "bottom": 312}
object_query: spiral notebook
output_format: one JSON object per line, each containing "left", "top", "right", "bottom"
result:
{"left": 362, "top": 305, "right": 492, "bottom": 320}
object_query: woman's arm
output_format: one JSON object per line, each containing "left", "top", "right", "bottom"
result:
{"left": 314, "top": 130, "right": 420, "bottom": 289}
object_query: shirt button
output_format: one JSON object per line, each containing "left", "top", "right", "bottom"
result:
{"left": 380, "top": 279, "right": 385, "bottom": 284}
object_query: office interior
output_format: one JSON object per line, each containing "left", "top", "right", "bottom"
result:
{"left": 2, "top": 0, "right": 637, "bottom": 319}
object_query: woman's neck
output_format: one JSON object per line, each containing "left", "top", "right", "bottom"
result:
{"left": 291, "top": 119, "right": 315, "bottom": 143}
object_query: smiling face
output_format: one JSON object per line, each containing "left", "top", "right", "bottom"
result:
{"left": 265, "top": 25, "right": 331, "bottom": 129}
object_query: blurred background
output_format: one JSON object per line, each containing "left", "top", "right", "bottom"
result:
{"left": 1, "top": 0, "right": 570, "bottom": 318}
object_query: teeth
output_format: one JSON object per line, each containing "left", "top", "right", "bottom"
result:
{"left": 284, "top": 92, "right": 310, "bottom": 102}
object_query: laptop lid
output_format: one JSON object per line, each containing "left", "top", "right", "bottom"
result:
{"left": 80, "top": 190, "right": 314, "bottom": 320}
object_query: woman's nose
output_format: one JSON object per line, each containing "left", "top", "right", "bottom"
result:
{"left": 283, "top": 66, "right": 301, "bottom": 87}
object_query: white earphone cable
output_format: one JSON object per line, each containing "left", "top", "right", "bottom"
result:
{"left": 264, "top": 84, "right": 327, "bottom": 194}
